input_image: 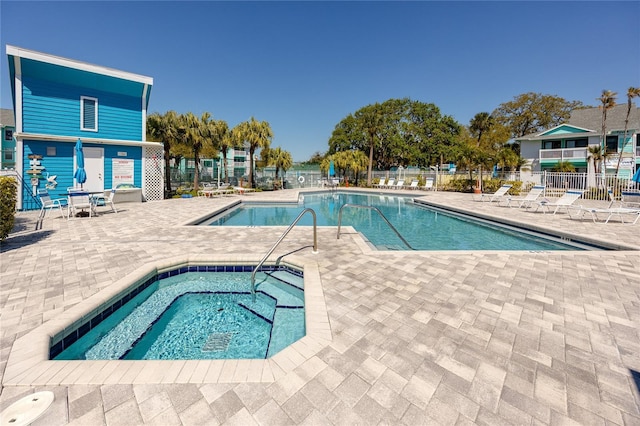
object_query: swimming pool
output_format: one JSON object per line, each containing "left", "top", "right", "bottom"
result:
{"left": 202, "top": 192, "right": 587, "bottom": 251}
{"left": 53, "top": 267, "right": 305, "bottom": 360}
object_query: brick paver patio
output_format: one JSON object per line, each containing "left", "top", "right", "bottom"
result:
{"left": 1, "top": 188, "right": 639, "bottom": 425}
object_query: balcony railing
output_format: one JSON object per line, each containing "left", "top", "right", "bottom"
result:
{"left": 539, "top": 147, "right": 588, "bottom": 160}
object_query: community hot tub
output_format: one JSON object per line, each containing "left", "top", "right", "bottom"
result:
{"left": 52, "top": 265, "right": 306, "bottom": 360}
{"left": 3, "top": 256, "right": 331, "bottom": 385}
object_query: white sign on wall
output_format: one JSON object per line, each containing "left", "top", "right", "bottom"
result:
{"left": 112, "top": 158, "right": 134, "bottom": 186}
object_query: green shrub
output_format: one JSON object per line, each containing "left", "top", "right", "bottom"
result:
{"left": 443, "top": 178, "right": 474, "bottom": 192}
{"left": 481, "top": 179, "right": 523, "bottom": 195}
{"left": 0, "top": 177, "right": 17, "bottom": 241}
{"left": 584, "top": 187, "right": 609, "bottom": 201}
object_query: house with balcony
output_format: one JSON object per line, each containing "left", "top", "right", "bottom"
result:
{"left": 6, "top": 45, "right": 164, "bottom": 210}
{"left": 517, "top": 104, "right": 640, "bottom": 177}
{"left": 0, "top": 108, "right": 15, "bottom": 169}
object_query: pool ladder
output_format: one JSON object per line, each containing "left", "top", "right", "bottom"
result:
{"left": 250, "top": 208, "right": 319, "bottom": 301}
{"left": 336, "top": 203, "right": 414, "bottom": 250}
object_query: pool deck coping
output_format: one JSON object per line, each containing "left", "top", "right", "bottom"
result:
{"left": 3, "top": 255, "right": 331, "bottom": 386}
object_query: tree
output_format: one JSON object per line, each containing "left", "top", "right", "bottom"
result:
{"left": 613, "top": 87, "right": 640, "bottom": 177}
{"left": 588, "top": 145, "right": 604, "bottom": 174}
{"left": 201, "top": 117, "right": 225, "bottom": 160}
{"left": 232, "top": 117, "right": 273, "bottom": 188}
{"left": 359, "top": 103, "right": 386, "bottom": 186}
{"left": 551, "top": 161, "right": 576, "bottom": 172}
{"left": 178, "top": 112, "right": 209, "bottom": 191}
{"left": 147, "top": 111, "right": 180, "bottom": 197}
{"left": 469, "top": 112, "right": 494, "bottom": 144}
{"left": 304, "top": 151, "right": 325, "bottom": 165}
{"left": 268, "top": 146, "right": 293, "bottom": 188}
{"left": 468, "top": 112, "right": 494, "bottom": 191}
{"left": 598, "top": 90, "right": 617, "bottom": 156}
{"left": 493, "top": 92, "right": 583, "bottom": 138}
{"left": 219, "top": 131, "right": 233, "bottom": 184}
{"left": 327, "top": 98, "right": 461, "bottom": 185}
{"left": 344, "top": 150, "right": 368, "bottom": 185}
{"left": 204, "top": 119, "right": 228, "bottom": 184}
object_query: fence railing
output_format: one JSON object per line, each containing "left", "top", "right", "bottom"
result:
{"left": 169, "top": 167, "right": 638, "bottom": 202}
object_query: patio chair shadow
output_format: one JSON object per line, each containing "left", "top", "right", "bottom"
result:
{"left": 631, "top": 369, "right": 640, "bottom": 395}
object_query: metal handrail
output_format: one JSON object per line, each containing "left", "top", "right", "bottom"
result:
{"left": 250, "top": 208, "right": 318, "bottom": 301}
{"left": 336, "top": 203, "right": 414, "bottom": 250}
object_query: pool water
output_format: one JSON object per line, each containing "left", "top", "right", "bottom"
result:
{"left": 54, "top": 270, "right": 305, "bottom": 360}
{"left": 204, "top": 192, "right": 582, "bottom": 251}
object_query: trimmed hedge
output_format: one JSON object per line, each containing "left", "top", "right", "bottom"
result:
{"left": 0, "top": 176, "right": 17, "bottom": 241}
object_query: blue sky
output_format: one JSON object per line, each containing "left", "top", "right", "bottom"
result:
{"left": 1, "top": 1, "right": 639, "bottom": 161}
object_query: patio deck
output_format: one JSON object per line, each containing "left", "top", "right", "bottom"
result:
{"left": 1, "top": 189, "right": 639, "bottom": 425}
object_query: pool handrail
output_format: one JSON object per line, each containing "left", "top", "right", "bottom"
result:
{"left": 337, "top": 203, "right": 414, "bottom": 250}
{"left": 250, "top": 207, "right": 318, "bottom": 301}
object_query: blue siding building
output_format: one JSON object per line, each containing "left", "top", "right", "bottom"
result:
{"left": 6, "top": 45, "right": 164, "bottom": 210}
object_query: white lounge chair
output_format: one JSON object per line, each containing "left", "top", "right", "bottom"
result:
{"left": 384, "top": 178, "right": 395, "bottom": 189}
{"left": 393, "top": 179, "right": 405, "bottom": 189}
{"left": 408, "top": 180, "right": 419, "bottom": 190}
{"left": 476, "top": 184, "right": 512, "bottom": 202}
{"left": 621, "top": 191, "right": 640, "bottom": 208}
{"left": 374, "top": 178, "right": 386, "bottom": 188}
{"left": 501, "top": 185, "right": 546, "bottom": 208}
{"left": 233, "top": 186, "right": 255, "bottom": 195}
{"left": 569, "top": 205, "right": 640, "bottom": 224}
{"left": 527, "top": 190, "right": 584, "bottom": 214}
{"left": 422, "top": 178, "right": 434, "bottom": 191}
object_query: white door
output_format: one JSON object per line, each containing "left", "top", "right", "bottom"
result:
{"left": 83, "top": 147, "right": 104, "bottom": 192}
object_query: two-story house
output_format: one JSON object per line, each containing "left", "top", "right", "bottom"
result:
{"left": 517, "top": 105, "right": 640, "bottom": 178}
{"left": 6, "top": 45, "right": 164, "bottom": 210}
{"left": 0, "top": 108, "right": 15, "bottom": 169}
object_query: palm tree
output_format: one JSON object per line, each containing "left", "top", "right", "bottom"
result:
{"left": 358, "top": 103, "right": 385, "bottom": 186}
{"left": 598, "top": 90, "right": 617, "bottom": 156}
{"left": 147, "top": 111, "right": 179, "bottom": 197}
{"left": 588, "top": 145, "right": 604, "bottom": 173}
{"left": 495, "top": 146, "right": 520, "bottom": 172}
{"left": 552, "top": 161, "right": 576, "bottom": 172}
{"left": 179, "top": 112, "right": 208, "bottom": 191}
{"left": 469, "top": 112, "right": 494, "bottom": 145}
{"left": 234, "top": 117, "right": 273, "bottom": 188}
{"left": 347, "top": 150, "right": 368, "bottom": 186}
{"left": 219, "top": 127, "right": 232, "bottom": 184}
{"left": 614, "top": 87, "right": 640, "bottom": 177}
{"left": 268, "top": 147, "right": 293, "bottom": 189}
{"left": 203, "top": 119, "right": 227, "bottom": 185}
{"left": 469, "top": 112, "right": 494, "bottom": 191}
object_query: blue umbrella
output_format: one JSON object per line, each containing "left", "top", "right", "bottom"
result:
{"left": 73, "top": 139, "right": 87, "bottom": 188}
{"left": 329, "top": 160, "right": 335, "bottom": 178}
{"left": 632, "top": 167, "right": 640, "bottom": 185}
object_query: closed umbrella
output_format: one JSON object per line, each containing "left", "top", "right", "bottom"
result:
{"left": 632, "top": 167, "right": 640, "bottom": 186}
{"left": 587, "top": 156, "right": 596, "bottom": 188}
{"left": 329, "top": 160, "right": 335, "bottom": 178}
{"left": 73, "top": 139, "right": 87, "bottom": 188}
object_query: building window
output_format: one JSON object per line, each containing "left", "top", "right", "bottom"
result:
{"left": 605, "top": 135, "right": 618, "bottom": 153}
{"left": 543, "top": 140, "right": 561, "bottom": 149}
{"left": 565, "top": 138, "right": 588, "bottom": 148}
{"left": 3, "top": 150, "right": 13, "bottom": 161}
{"left": 4, "top": 129, "right": 13, "bottom": 140}
{"left": 80, "top": 96, "right": 98, "bottom": 131}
